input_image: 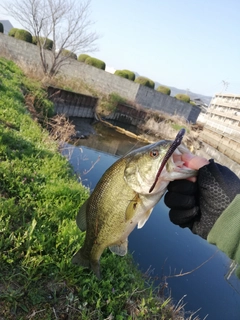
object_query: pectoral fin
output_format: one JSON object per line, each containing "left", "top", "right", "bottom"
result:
{"left": 109, "top": 239, "right": 128, "bottom": 256}
{"left": 125, "top": 193, "right": 141, "bottom": 221}
{"left": 137, "top": 208, "right": 153, "bottom": 229}
{"left": 76, "top": 199, "right": 88, "bottom": 231}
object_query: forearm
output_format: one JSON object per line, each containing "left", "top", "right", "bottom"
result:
{"left": 207, "top": 194, "right": 240, "bottom": 263}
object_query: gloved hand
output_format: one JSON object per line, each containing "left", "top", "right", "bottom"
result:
{"left": 164, "top": 158, "right": 240, "bottom": 239}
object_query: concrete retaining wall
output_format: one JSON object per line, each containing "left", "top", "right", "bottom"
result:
{"left": 47, "top": 86, "right": 97, "bottom": 118}
{"left": 197, "top": 140, "right": 240, "bottom": 177}
{"left": 0, "top": 33, "right": 200, "bottom": 123}
{"left": 135, "top": 85, "right": 201, "bottom": 121}
{"left": 105, "top": 103, "right": 147, "bottom": 126}
{"left": 200, "top": 128, "right": 240, "bottom": 165}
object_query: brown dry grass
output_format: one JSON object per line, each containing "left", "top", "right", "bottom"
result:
{"left": 47, "top": 114, "right": 76, "bottom": 145}
{"left": 24, "top": 91, "right": 77, "bottom": 146}
{"left": 138, "top": 110, "right": 203, "bottom": 153}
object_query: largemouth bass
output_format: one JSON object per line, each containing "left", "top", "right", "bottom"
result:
{"left": 72, "top": 129, "right": 197, "bottom": 278}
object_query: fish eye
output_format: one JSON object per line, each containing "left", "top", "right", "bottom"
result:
{"left": 150, "top": 150, "right": 159, "bottom": 158}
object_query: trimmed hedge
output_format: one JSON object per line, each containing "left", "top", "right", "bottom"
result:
{"left": 8, "top": 28, "right": 19, "bottom": 37}
{"left": 114, "top": 70, "right": 129, "bottom": 79}
{"left": 15, "top": 29, "right": 32, "bottom": 43}
{"left": 148, "top": 79, "right": 155, "bottom": 89}
{"left": 135, "top": 76, "right": 155, "bottom": 89}
{"left": 61, "top": 49, "right": 77, "bottom": 60}
{"left": 122, "top": 69, "right": 135, "bottom": 81}
{"left": 0, "top": 23, "right": 4, "bottom": 33}
{"left": 32, "top": 36, "right": 53, "bottom": 50}
{"left": 32, "top": 36, "right": 37, "bottom": 45}
{"left": 115, "top": 69, "right": 135, "bottom": 81}
{"left": 175, "top": 93, "right": 191, "bottom": 103}
{"left": 156, "top": 85, "right": 171, "bottom": 95}
{"left": 85, "top": 57, "right": 106, "bottom": 70}
{"left": 78, "top": 54, "right": 91, "bottom": 62}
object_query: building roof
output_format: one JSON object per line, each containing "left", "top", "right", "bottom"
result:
{"left": 215, "top": 92, "right": 240, "bottom": 99}
{"left": 192, "top": 98, "right": 208, "bottom": 108}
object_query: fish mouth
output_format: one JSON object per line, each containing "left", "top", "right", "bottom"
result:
{"left": 149, "top": 128, "right": 186, "bottom": 193}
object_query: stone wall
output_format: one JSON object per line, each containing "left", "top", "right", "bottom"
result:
{"left": 0, "top": 33, "right": 200, "bottom": 123}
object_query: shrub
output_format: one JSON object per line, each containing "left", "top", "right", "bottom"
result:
{"left": 135, "top": 76, "right": 149, "bottom": 87}
{"left": 61, "top": 49, "right": 77, "bottom": 60}
{"left": 78, "top": 54, "right": 91, "bottom": 62}
{"left": 15, "top": 29, "right": 32, "bottom": 43}
{"left": 32, "top": 36, "right": 37, "bottom": 45}
{"left": 0, "top": 23, "right": 4, "bottom": 33}
{"left": 122, "top": 69, "right": 135, "bottom": 81}
{"left": 8, "top": 28, "right": 19, "bottom": 37}
{"left": 85, "top": 57, "right": 106, "bottom": 70}
{"left": 135, "top": 76, "right": 155, "bottom": 89}
{"left": 156, "top": 85, "right": 171, "bottom": 95}
{"left": 109, "top": 92, "right": 126, "bottom": 105}
{"left": 100, "top": 92, "right": 127, "bottom": 113}
{"left": 148, "top": 79, "right": 155, "bottom": 89}
{"left": 32, "top": 36, "right": 53, "bottom": 50}
{"left": 190, "top": 100, "right": 196, "bottom": 105}
{"left": 114, "top": 70, "right": 129, "bottom": 79}
{"left": 114, "top": 70, "right": 135, "bottom": 81}
{"left": 175, "top": 93, "right": 191, "bottom": 103}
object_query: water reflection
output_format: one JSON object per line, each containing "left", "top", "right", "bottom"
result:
{"left": 63, "top": 122, "right": 240, "bottom": 320}
{"left": 73, "top": 120, "right": 147, "bottom": 157}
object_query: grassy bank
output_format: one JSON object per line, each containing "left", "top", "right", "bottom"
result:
{"left": 0, "top": 58, "right": 189, "bottom": 319}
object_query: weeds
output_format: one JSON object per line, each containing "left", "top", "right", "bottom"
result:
{"left": 47, "top": 114, "right": 77, "bottom": 146}
{"left": 139, "top": 111, "right": 202, "bottom": 152}
{"left": 97, "top": 92, "right": 127, "bottom": 115}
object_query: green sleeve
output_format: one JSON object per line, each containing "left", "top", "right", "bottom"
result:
{"left": 207, "top": 194, "right": 240, "bottom": 264}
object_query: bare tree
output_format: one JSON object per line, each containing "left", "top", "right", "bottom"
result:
{"left": 2, "top": 0, "right": 99, "bottom": 76}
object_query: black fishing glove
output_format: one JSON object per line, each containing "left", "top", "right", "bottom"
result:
{"left": 164, "top": 159, "right": 240, "bottom": 239}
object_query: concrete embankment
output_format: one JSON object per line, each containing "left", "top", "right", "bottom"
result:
{"left": 196, "top": 140, "right": 240, "bottom": 176}
{"left": 200, "top": 128, "right": 240, "bottom": 165}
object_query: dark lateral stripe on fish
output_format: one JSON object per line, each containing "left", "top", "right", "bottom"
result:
{"left": 149, "top": 128, "right": 186, "bottom": 193}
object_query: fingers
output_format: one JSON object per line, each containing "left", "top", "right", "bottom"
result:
{"left": 164, "top": 192, "right": 196, "bottom": 209}
{"left": 169, "top": 207, "right": 199, "bottom": 226}
{"left": 182, "top": 153, "right": 209, "bottom": 170}
{"left": 167, "top": 180, "right": 197, "bottom": 194}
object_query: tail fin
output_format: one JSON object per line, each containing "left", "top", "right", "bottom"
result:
{"left": 72, "top": 249, "right": 101, "bottom": 279}
{"left": 72, "top": 248, "right": 90, "bottom": 268}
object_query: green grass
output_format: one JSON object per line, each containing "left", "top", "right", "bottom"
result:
{"left": 171, "top": 123, "right": 189, "bottom": 133}
{"left": 0, "top": 57, "right": 184, "bottom": 319}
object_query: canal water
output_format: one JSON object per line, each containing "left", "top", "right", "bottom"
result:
{"left": 63, "top": 121, "right": 240, "bottom": 320}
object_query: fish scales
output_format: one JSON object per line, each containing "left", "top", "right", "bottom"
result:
{"left": 84, "top": 157, "right": 136, "bottom": 253}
